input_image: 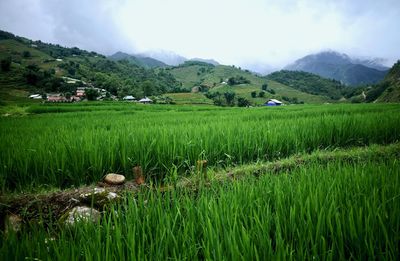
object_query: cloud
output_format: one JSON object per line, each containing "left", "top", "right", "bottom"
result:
{"left": 0, "top": 0, "right": 399, "bottom": 67}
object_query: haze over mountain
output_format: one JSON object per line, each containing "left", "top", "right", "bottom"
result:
{"left": 138, "top": 50, "right": 187, "bottom": 66}
{"left": 285, "top": 51, "right": 388, "bottom": 86}
{"left": 109, "top": 51, "right": 167, "bottom": 68}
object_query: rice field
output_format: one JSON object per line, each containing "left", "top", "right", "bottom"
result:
{"left": 0, "top": 103, "right": 400, "bottom": 191}
{"left": 1, "top": 103, "right": 399, "bottom": 260}
{"left": 1, "top": 158, "right": 399, "bottom": 260}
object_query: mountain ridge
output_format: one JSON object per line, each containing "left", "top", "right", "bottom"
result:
{"left": 285, "top": 51, "right": 388, "bottom": 86}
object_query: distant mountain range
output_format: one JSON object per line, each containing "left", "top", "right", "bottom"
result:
{"left": 189, "top": 58, "right": 219, "bottom": 66}
{"left": 285, "top": 51, "right": 389, "bottom": 86}
{"left": 109, "top": 51, "right": 167, "bottom": 68}
{"left": 109, "top": 51, "right": 220, "bottom": 68}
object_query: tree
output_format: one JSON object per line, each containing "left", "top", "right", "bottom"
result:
{"left": 262, "top": 83, "right": 268, "bottom": 91}
{"left": 237, "top": 97, "right": 250, "bottom": 107}
{"left": 1, "top": 57, "right": 11, "bottom": 71}
{"left": 142, "top": 80, "right": 155, "bottom": 96}
{"left": 85, "top": 88, "right": 99, "bottom": 101}
{"left": 258, "top": 91, "right": 265, "bottom": 98}
{"left": 65, "top": 92, "right": 72, "bottom": 100}
{"left": 224, "top": 92, "right": 236, "bottom": 106}
{"left": 251, "top": 91, "right": 257, "bottom": 98}
{"left": 22, "top": 51, "right": 31, "bottom": 58}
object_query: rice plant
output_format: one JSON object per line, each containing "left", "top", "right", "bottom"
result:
{"left": 1, "top": 158, "right": 399, "bottom": 260}
{"left": 0, "top": 103, "right": 399, "bottom": 191}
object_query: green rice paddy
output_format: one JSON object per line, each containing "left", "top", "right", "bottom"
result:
{"left": 0, "top": 103, "right": 399, "bottom": 259}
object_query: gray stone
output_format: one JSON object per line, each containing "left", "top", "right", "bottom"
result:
{"left": 65, "top": 206, "right": 100, "bottom": 225}
{"left": 103, "top": 173, "right": 125, "bottom": 185}
{"left": 79, "top": 187, "right": 119, "bottom": 206}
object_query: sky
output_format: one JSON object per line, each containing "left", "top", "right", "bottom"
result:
{"left": 0, "top": 0, "right": 399, "bottom": 69}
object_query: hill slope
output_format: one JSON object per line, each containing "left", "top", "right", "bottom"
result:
{"left": 109, "top": 51, "right": 167, "bottom": 68}
{"left": 267, "top": 70, "right": 346, "bottom": 99}
{"left": 166, "top": 61, "right": 332, "bottom": 105}
{"left": 0, "top": 30, "right": 180, "bottom": 101}
{"left": 285, "top": 51, "right": 388, "bottom": 86}
{"left": 365, "top": 60, "right": 400, "bottom": 102}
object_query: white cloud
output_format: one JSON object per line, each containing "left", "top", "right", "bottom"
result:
{"left": 0, "top": 0, "right": 399, "bottom": 67}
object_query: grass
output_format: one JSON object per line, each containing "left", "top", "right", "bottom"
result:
{"left": 0, "top": 103, "right": 399, "bottom": 192}
{"left": 163, "top": 92, "right": 213, "bottom": 105}
{"left": 168, "top": 64, "right": 331, "bottom": 104}
{"left": 1, "top": 158, "right": 399, "bottom": 260}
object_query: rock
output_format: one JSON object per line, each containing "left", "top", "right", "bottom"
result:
{"left": 65, "top": 206, "right": 100, "bottom": 225}
{"left": 79, "top": 187, "right": 119, "bottom": 206}
{"left": 5, "top": 214, "right": 22, "bottom": 233}
{"left": 103, "top": 173, "right": 125, "bottom": 185}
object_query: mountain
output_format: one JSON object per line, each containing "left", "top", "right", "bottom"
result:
{"left": 189, "top": 58, "right": 219, "bottom": 66}
{"left": 267, "top": 70, "right": 346, "bottom": 100}
{"left": 109, "top": 51, "right": 167, "bottom": 68}
{"left": 165, "top": 61, "right": 332, "bottom": 105}
{"left": 138, "top": 50, "right": 187, "bottom": 66}
{"left": 365, "top": 60, "right": 400, "bottom": 102}
{"left": 0, "top": 30, "right": 180, "bottom": 102}
{"left": 285, "top": 51, "right": 388, "bottom": 86}
{"left": 239, "top": 62, "right": 277, "bottom": 75}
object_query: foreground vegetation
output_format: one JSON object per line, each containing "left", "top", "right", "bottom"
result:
{"left": 1, "top": 103, "right": 399, "bottom": 192}
{"left": 1, "top": 157, "right": 399, "bottom": 260}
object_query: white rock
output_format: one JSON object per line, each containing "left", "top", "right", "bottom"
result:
{"left": 65, "top": 206, "right": 100, "bottom": 225}
{"left": 104, "top": 173, "right": 125, "bottom": 185}
{"left": 80, "top": 187, "right": 106, "bottom": 199}
{"left": 106, "top": 192, "right": 118, "bottom": 200}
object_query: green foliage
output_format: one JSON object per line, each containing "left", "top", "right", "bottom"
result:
{"left": 250, "top": 91, "right": 257, "bottom": 98}
{"left": 0, "top": 30, "right": 181, "bottom": 98}
{"left": 228, "top": 75, "right": 250, "bottom": 85}
{"left": 0, "top": 57, "right": 11, "bottom": 71}
{"left": 368, "top": 60, "right": 400, "bottom": 102}
{"left": 22, "top": 51, "right": 31, "bottom": 58}
{"left": 365, "top": 82, "right": 389, "bottom": 102}
{"left": 224, "top": 91, "right": 236, "bottom": 105}
{"left": 237, "top": 97, "right": 250, "bottom": 107}
{"left": 85, "top": 88, "right": 99, "bottom": 101}
{"left": 268, "top": 70, "right": 346, "bottom": 99}
{"left": 261, "top": 83, "right": 268, "bottom": 90}
{"left": 258, "top": 91, "right": 265, "bottom": 98}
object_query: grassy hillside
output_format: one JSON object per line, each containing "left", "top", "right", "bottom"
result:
{"left": 267, "top": 70, "right": 346, "bottom": 99}
{"left": 375, "top": 61, "right": 400, "bottom": 102}
{"left": 167, "top": 62, "right": 331, "bottom": 105}
{"left": 0, "top": 30, "right": 180, "bottom": 102}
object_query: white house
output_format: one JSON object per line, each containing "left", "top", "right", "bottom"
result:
{"left": 138, "top": 97, "right": 153, "bottom": 104}
{"left": 123, "top": 95, "right": 135, "bottom": 101}
{"left": 29, "top": 94, "right": 42, "bottom": 99}
{"left": 265, "top": 99, "right": 283, "bottom": 106}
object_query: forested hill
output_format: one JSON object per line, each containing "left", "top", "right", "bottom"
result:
{"left": 0, "top": 30, "right": 180, "bottom": 99}
{"left": 267, "top": 70, "right": 346, "bottom": 100}
{"left": 108, "top": 51, "right": 167, "bottom": 69}
{"left": 365, "top": 60, "right": 400, "bottom": 102}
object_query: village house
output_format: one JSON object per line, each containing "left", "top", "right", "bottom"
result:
{"left": 139, "top": 97, "right": 153, "bottom": 104}
{"left": 265, "top": 99, "right": 284, "bottom": 106}
{"left": 123, "top": 95, "right": 135, "bottom": 101}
